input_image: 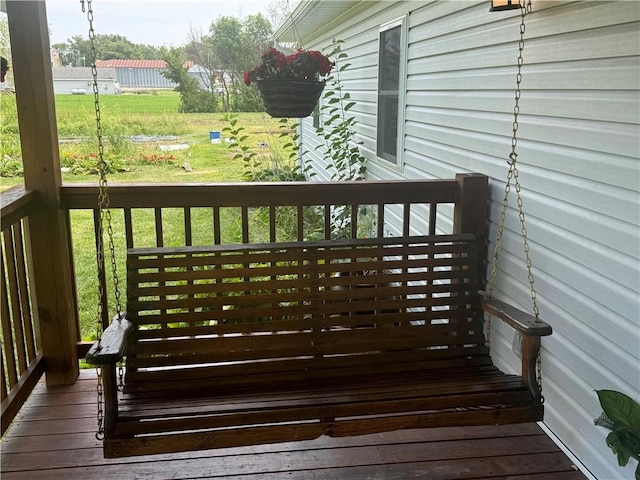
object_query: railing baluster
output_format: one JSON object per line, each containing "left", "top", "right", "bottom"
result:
{"left": 93, "top": 209, "right": 109, "bottom": 329}
{"left": 241, "top": 207, "right": 249, "bottom": 243}
{"left": 0, "top": 353, "right": 6, "bottom": 401}
{"left": 351, "top": 205, "right": 358, "bottom": 239}
{"left": 403, "top": 203, "right": 411, "bottom": 237}
{"left": 297, "top": 206, "right": 304, "bottom": 241}
{"left": 269, "top": 206, "right": 276, "bottom": 242}
{"left": 13, "top": 224, "right": 36, "bottom": 362}
{"left": 184, "top": 207, "right": 192, "bottom": 246}
{"left": 4, "top": 227, "right": 27, "bottom": 373}
{"left": 377, "top": 204, "right": 385, "bottom": 238}
{"left": 155, "top": 208, "right": 164, "bottom": 247}
{"left": 124, "top": 208, "right": 133, "bottom": 249}
{"left": 429, "top": 203, "right": 437, "bottom": 236}
{"left": 213, "top": 207, "right": 221, "bottom": 245}
{"left": 324, "top": 204, "right": 331, "bottom": 240}
{"left": 0, "top": 242, "right": 18, "bottom": 389}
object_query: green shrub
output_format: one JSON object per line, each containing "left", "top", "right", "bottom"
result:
{"left": 232, "top": 85, "right": 264, "bottom": 113}
{"left": 315, "top": 38, "right": 366, "bottom": 182}
{"left": 1, "top": 93, "right": 22, "bottom": 170}
{"left": 0, "top": 156, "right": 23, "bottom": 177}
{"left": 223, "top": 114, "right": 308, "bottom": 182}
{"left": 180, "top": 87, "right": 219, "bottom": 114}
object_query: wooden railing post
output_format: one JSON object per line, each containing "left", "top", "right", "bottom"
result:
{"left": 453, "top": 173, "right": 489, "bottom": 285}
{"left": 7, "top": 1, "right": 80, "bottom": 385}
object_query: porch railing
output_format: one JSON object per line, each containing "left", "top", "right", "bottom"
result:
{"left": 1, "top": 186, "right": 45, "bottom": 435}
{"left": 61, "top": 175, "right": 487, "bottom": 333}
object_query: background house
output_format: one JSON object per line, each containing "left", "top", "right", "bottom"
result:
{"left": 51, "top": 66, "right": 117, "bottom": 94}
{"left": 95, "top": 59, "right": 211, "bottom": 91}
{"left": 276, "top": 1, "right": 640, "bottom": 479}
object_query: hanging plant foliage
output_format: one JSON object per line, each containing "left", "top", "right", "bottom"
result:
{"left": 244, "top": 47, "right": 334, "bottom": 118}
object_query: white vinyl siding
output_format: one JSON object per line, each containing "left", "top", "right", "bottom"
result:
{"left": 289, "top": 1, "right": 640, "bottom": 478}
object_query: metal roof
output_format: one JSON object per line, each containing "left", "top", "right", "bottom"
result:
{"left": 95, "top": 60, "right": 195, "bottom": 69}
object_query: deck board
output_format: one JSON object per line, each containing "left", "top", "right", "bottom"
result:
{"left": 1, "top": 371, "right": 587, "bottom": 480}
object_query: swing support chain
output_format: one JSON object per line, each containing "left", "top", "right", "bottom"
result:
{"left": 83, "top": 0, "right": 126, "bottom": 439}
{"left": 487, "top": 0, "right": 544, "bottom": 404}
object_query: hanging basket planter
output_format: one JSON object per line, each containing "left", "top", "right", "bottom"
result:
{"left": 256, "top": 79, "right": 325, "bottom": 118}
{"left": 244, "top": 47, "right": 334, "bottom": 119}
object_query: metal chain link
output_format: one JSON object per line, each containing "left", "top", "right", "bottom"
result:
{"left": 84, "top": 0, "right": 126, "bottom": 439}
{"left": 487, "top": 0, "right": 544, "bottom": 402}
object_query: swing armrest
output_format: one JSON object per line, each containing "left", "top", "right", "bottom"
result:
{"left": 85, "top": 314, "right": 132, "bottom": 365}
{"left": 479, "top": 292, "right": 551, "bottom": 404}
{"left": 479, "top": 292, "right": 552, "bottom": 337}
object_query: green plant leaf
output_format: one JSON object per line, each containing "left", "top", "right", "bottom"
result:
{"left": 324, "top": 115, "right": 340, "bottom": 125}
{"left": 607, "top": 431, "right": 633, "bottom": 467}
{"left": 597, "top": 390, "right": 640, "bottom": 429}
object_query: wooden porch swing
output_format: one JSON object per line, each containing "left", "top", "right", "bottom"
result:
{"left": 85, "top": 0, "right": 552, "bottom": 459}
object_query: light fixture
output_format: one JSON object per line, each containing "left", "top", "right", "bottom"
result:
{"left": 490, "top": 0, "right": 521, "bottom": 11}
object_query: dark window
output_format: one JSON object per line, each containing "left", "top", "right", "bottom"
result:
{"left": 377, "top": 24, "right": 401, "bottom": 163}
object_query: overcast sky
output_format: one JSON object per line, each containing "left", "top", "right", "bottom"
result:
{"left": 45, "top": 1, "right": 270, "bottom": 47}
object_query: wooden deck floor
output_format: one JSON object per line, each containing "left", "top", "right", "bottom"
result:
{"left": 1, "top": 371, "right": 587, "bottom": 480}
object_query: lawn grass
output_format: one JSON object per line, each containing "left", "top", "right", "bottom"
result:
{"left": 1, "top": 91, "right": 305, "bottom": 340}
{"left": 55, "top": 90, "right": 181, "bottom": 115}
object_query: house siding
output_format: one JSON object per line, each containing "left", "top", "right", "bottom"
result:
{"left": 290, "top": 1, "right": 640, "bottom": 479}
{"left": 51, "top": 67, "right": 118, "bottom": 95}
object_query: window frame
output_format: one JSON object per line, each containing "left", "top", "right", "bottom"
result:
{"left": 376, "top": 15, "right": 408, "bottom": 169}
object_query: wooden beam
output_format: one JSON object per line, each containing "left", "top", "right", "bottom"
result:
{"left": 6, "top": 1, "right": 80, "bottom": 385}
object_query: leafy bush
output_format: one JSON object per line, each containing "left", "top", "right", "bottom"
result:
{"left": 232, "top": 84, "right": 264, "bottom": 113}
{"left": 179, "top": 86, "right": 219, "bottom": 114}
{"left": 0, "top": 156, "right": 23, "bottom": 177}
{"left": 223, "top": 114, "right": 308, "bottom": 182}
{"left": 315, "top": 39, "right": 366, "bottom": 182}
{"left": 0, "top": 93, "right": 22, "bottom": 169}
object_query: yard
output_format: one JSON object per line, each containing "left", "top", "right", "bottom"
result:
{"left": 1, "top": 91, "right": 296, "bottom": 188}
{"left": 1, "top": 90, "right": 301, "bottom": 340}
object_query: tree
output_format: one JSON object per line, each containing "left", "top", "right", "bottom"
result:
{"left": 190, "top": 13, "right": 272, "bottom": 112}
{"left": 52, "top": 34, "right": 164, "bottom": 66}
{"left": 241, "top": 14, "right": 273, "bottom": 71}
{"left": 265, "top": 0, "right": 301, "bottom": 33}
{"left": 161, "top": 47, "right": 217, "bottom": 113}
